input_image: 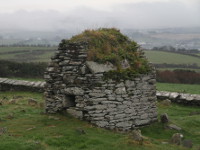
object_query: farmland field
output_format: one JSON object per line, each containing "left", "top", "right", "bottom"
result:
{"left": 156, "top": 82, "right": 200, "bottom": 94}
{"left": 0, "top": 46, "right": 56, "bottom": 53}
{"left": 144, "top": 50, "right": 200, "bottom": 67}
{"left": 157, "top": 68, "right": 200, "bottom": 72}
{"left": 0, "top": 46, "right": 56, "bottom": 62}
{"left": 0, "top": 46, "right": 200, "bottom": 66}
{"left": 150, "top": 33, "right": 200, "bottom": 40}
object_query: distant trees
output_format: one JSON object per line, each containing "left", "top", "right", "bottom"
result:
{"left": 152, "top": 46, "right": 199, "bottom": 54}
{"left": 0, "top": 60, "right": 199, "bottom": 85}
{"left": 0, "top": 44, "right": 56, "bottom": 47}
{"left": 157, "top": 70, "right": 200, "bottom": 84}
{"left": 0, "top": 60, "right": 47, "bottom": 78}
{"left": 154, "top": 63, "right": 200, "bottom": 69}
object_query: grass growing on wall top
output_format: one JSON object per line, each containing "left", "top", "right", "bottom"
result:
{"left": 59, "top": 28, "right": 152, "bottom": 80}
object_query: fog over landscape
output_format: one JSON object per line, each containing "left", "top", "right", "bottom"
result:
{"left": 0, "top": 0, "right": 199, "bottom": 31}
{"left": 0, "top": 0, "right": 200, "bottom": 49}
{"left": 1, "top": 1, "right": 200, "bottom": 150}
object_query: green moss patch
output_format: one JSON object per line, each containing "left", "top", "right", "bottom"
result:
{"left": 59, "top": 28, "right": 152, "bottom": 80}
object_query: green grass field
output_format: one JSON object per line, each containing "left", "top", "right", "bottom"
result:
{"left": 144, "top": 50, "right": 200, "bottom": 67}
{"left": 157, "top": 68, "right": 200, "bottom": 72}
{"left": 0, "top": 46, "right": 200, "bottom": 68}
{"left": 0, "top": 91, "right": 200, "bottom": 150}
{"left": 157, "top": 82, "right": 200, "bottom": 94}
{"left": 0, "top": 46, "right": 56, "bottom": 62}
{"left": 0, "top": 46, "right": 56, "bottom": 53}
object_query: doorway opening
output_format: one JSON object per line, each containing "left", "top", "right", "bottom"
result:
{"left": 63, "top": 95, "right": 76, "bottom": 108}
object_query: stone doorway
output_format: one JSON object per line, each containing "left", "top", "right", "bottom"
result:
{"left": 63, "top": 95, "right": 76, "bottom": 109}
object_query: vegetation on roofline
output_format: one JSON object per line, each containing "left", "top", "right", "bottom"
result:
{"left": 59, "top": 28, "right": 152, "bottom": 80}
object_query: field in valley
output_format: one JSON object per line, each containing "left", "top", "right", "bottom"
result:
{"left": 0, "top": 47, "right": 199, "bottom": 66}
{"left": 0, "top": 46, "right": 56, "bottom": 62}
{"left": 156, "top": 83, "right": 200, "bottom": 94}
{"left": 0, "top": 91, "right": 200, "bottom": 150}
{"left": 144, "top": 50, "right": 200, "bottom": 67}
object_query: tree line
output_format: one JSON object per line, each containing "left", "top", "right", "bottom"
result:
{"left": 0, "top": 60, "right": 199, "bottom": 84}
{"left": 0, "top": 60, "right": 47, "bottom": 78}
{"left": 152, "top": 46, "right": 200, "bottom": 58}
{"left": 0, "top": 44, "right": 56, "bottom": 47}
{"left": 152, "top": 46, "right": 199, "bottom": 54}
{"left": 157, "top": 69, "right": 200, "bottom": 84}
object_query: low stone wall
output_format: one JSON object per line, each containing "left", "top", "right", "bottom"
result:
{"left": 0, "top": 78, "right": 45, "bottom": 92}
{"left": 157, "top": 91, "right": 200, "bottom": 106}
{"left": 0, "top": 77, "right": 200, "bottom": 106}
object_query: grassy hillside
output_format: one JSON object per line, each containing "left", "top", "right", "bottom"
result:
{"left": 0, "top": 46, "right": 55, "bottom": 53}
{"left": 0, "top": 91, "right": 200, "bottom": 150}
{"left": 144, "top": 50, "right": 200, "bottom": 66}
{"left": 0, "top": 46, "right": 56, "bottom": 62}
{"left": 158, "top": 68, "right": 200, "bottom": 73}
{"left": 156, "top": 83, "right": 200, "bottom": 94}
{"left": 0, "top": 44, "right": 199, "bottom": 68}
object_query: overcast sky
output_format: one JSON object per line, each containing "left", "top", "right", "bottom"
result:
{"left": 0, "top": 0, "right": 199, "bottom": 31}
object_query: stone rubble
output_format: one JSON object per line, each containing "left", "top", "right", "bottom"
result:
{"left": 182, "top": 139, "right": 193, "bottom": 148}
{"left": 170, "top": 133, "right": 183, "bottom": 145}
{"left": 167, "top": 124, "right": 182, "bottom": 131}
{"left": 160, "top": 113, "right": 169, "bottom": 123}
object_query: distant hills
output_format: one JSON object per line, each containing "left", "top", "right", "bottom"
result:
{"left": 0, "top": 27, "right": 200, "bottom": 50}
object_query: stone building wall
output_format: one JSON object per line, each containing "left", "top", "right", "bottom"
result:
{"left": 44, "top": 42, "right": 158, "bottom": 130}
{"left": 1, "top": 77, "right": 199, "bottom": 107}
{"left": 0, "top": 78, "right": 200, "bottom": 106}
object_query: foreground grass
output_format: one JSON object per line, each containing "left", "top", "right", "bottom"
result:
{"left": 0, "top": 91, "right": 200, "bottom": 150}
{"left": 157, "top": 82, "right": 200, "bottom": 94}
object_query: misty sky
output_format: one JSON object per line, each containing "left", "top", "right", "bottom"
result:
{"left": 0, "top": 0, "right": 200, "bottom": 31}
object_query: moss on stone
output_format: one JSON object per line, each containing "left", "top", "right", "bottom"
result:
{"left": 59, "top": 28, "right": 152, "bottom": 80}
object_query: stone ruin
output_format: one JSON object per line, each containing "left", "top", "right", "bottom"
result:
{"left": 44, "top": 30, "right": 158, "bottom": 130}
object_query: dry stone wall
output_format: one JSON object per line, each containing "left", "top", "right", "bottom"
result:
{"left": 1, "top": 77, "right": 199, "bottom": 107}
{"left": 157, "top": 91, "right": 200, "bottom": 106}
{"left": 0, "top": 78, "right": 44, "bottom": 92}
{"left": 44, "top": 42, "right": 158, "bottom": 130}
